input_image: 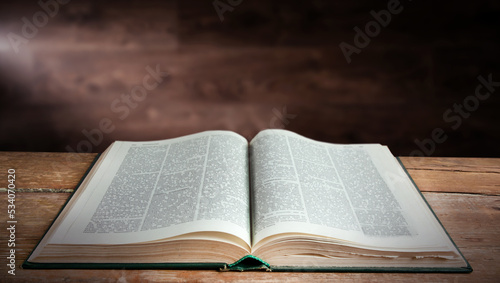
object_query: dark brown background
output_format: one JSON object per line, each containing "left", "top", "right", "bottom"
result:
{"left": 0, "top": 0, "right": 499, "bottom": 156}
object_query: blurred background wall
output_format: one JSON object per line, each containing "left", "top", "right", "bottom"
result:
{"left": 0, "top": 0, "right": 498, "bottom": 156}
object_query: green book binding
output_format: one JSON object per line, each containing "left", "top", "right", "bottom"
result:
{"left": 222, "top": 255, "right": 271, "bottom": 271}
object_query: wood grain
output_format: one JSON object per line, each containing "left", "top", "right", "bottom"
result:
{"left": 0, "top": 192, "right": 498, "bottom": 282}
{"left": 1, "top": 153, "right": 499, "bottom": 195}
{"left": 0, "top": 153, "right": 499, "bottom": 281}
{"left": 0, "top": 0, "right": 499, "bottom": 156}
{"left": 0, "top": 152, "right": 97, "bottom": 191}
{"left": 400, "top": 157, "right": 500, "bottom": 195}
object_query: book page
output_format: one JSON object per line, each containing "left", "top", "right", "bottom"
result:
{"left": 49, "top": 131, "right": 251, "bottom": 247}
{"left": 250, "top": 130, "right": 454, "bottom": 252}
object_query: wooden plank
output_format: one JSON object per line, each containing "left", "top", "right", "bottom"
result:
{"left": 0, "top": 191, "right": 498, "bottom": 281}
{"left": 1, "top": 1, "right": 499, "bottom": 157}
{"left": 400, "top": 157, "right": 500, "bottom": 195}
{"left": 1, "top": 154, "right": 499, "bottom": 195}
{"left": 401, "top": 157, "right": 500, "bottom": 172}
{"left": 177, "top": 0, "right": 499, "bottom": 51}
{"left": 422, "top": 193, "right": 500, "bottom": 248}
{"left": 0, "top": 267, "right": 495, "bottom": 283}
{"left": 2, "top": 44, "right": 499, "bottom": 155}
{"left": 14, "top": 47, "right": 420, "bottom": 105}
{"left": 0, "top": 152, "right": 97, "bottom": 191}
{"left": 0, "top": 0, "right": 178, "bottom": 51}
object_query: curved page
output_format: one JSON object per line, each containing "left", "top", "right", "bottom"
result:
{"left": 250, "top": 129, "right": 455, "bottom": 253}
{"left": 49, "top": 131, "right": 251, "bottom": 247}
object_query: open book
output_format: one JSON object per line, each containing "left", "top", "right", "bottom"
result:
{"left": 24, "top": 130, "right": 471, "bottom": 272}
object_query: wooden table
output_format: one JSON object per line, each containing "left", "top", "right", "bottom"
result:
{"left": 0, "top": 153, "right": 499, "bottom": 282}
